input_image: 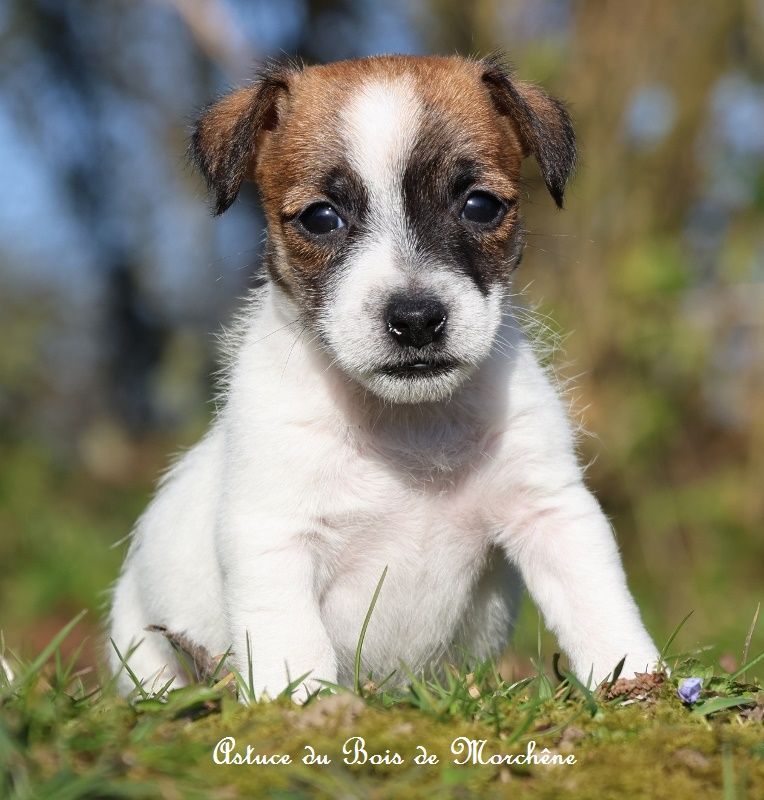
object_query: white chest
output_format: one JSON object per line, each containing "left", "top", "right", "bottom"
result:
{"left": 303, "top": 446, "right": 519, "bottom": 684}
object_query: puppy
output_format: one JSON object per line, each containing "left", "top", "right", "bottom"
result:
{"left": 108, "top": 54, "right": 659, "bottom": 701}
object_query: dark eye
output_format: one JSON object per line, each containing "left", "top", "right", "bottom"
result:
{"left": 298, "top": 203, "right": 345, "bottom": 235}
{"left": 460, "top": 191, "right": 505, "bottom": 225}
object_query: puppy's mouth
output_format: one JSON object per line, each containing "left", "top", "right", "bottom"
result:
{"left": 377, "top": 360, "right": 459, "bottom": 379}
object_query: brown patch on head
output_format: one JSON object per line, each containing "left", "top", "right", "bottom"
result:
{"left": 391, "top": 57, "right": 531, "bottom": 290}
{"left": 190, "top": 54, "right": 576, "bottom": 302}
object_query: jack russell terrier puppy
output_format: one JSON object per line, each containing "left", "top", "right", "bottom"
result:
{"left": 108, "top": 54, "right": 660, "bottom": 702}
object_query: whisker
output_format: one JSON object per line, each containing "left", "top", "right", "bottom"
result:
{"left": 247, "top": 318, "right": 301, "bottom": 346}
{"left": 280, "top": 323, "right": 308, "bottom": 380}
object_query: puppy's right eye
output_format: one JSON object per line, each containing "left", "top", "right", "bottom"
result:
{"left": 298, "top": 203, "right": 345, "bottom": 235}
{"left": 460, "top": 191, "right": 505, "bottom": 225}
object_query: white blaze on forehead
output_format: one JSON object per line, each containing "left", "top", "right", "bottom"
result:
{"left": 341, "top": 78, "right": 422, "bottom": 209}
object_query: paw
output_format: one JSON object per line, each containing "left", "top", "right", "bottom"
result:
{"left": 616, "top": 651, "right": 662, "bottom": 680}
{"left": 289, "top": 675, "right": 332, "bottom": 705}
{"left": 574, "top": 647, "right": 661, "bottom": 687}
{"left": 591, "top": 650, "right": 662, "bottom": 686}
{"left": 239, "top": 659, "right": 337, "bottom": 705}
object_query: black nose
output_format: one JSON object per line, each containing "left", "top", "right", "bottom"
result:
{"left": 385, "top": 295, "right": 447, "bottom": 349}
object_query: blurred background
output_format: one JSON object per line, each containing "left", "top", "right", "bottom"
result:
{"left": 0, "top": 0, "right": 762, "bottom": 679}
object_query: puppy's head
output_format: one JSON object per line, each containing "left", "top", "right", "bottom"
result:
{"left": 192, "top": 55, "right": 575, "bottom": 403}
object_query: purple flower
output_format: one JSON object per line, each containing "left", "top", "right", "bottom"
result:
{"left": 677, "top": 677, "right": 703, "bottom": 704}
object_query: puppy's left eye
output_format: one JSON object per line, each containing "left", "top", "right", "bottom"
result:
{"left": 298, "top": 203, "right": 345, "bottom": 235}
{"left": 460, "top": 191, "right": 505, "bottom": 225}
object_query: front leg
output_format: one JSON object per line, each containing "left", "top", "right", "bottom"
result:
{"left": 500, "top": 483, "right": 660, "bottom": 685}
{"left": 218, "top": 512, "right": 337, "bottom": 704}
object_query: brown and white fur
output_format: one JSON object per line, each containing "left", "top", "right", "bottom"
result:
{"left": 108, "top": 55, "right": 659, "bottom": 702}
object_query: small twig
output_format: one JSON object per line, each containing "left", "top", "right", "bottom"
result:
{"left": 145, "top": 625, "right": 222, "bottom": 683}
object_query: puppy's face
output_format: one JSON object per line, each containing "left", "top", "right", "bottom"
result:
{"left": 193, "top": 56, "right": 575, "bottom": 403}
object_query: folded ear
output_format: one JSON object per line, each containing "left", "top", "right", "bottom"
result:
{"left": 190, "top": 66, "right": 291, "bottom": 215}
{"left": 481, "top": 57, "right": 576, "bottom": 208}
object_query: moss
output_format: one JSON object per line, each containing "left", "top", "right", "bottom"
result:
{"left": 3, "top": 659, "right": 762, "bottom": 800}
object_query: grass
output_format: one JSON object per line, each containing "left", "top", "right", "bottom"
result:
{"left": 1, "top": 614, "right": 762, "bottom": 799}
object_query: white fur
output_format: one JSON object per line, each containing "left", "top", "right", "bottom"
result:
{"left": 342, "top": 77, "right": 421, "bottom": 208}
{"left": 322, "top": 79, "right": 501, "bottom": 404}
{"left": 109, "top": 77, "right": 659, "bottom": 702}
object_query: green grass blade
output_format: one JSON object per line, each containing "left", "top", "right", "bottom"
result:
{"left": 729, "top": 650, "right": 764, "bottom": 682}
{"left": 109, "top": 638, "right": 148, "bottom": 700}
{"left": 280, "top": 670, "right": 313, "bottom": 701}
{"left": 228, "top": 666, "right": 253, "bottom": 704}
{"left": 246, "top": 631, "right": 254, "bottom": 701}
{"left": 658, "top": 610, "right": 694, "bottom": 666}
{"left": 661, "top": 644, "right": 715, "bottom": 662}
{"left": 692, "top": 695, "right": 756, "bottom": 717}
{"left": 530, "top": 657, "right": 554, "bottom": 700}
{"left": 155, "top": 675, "right": 177, "bottom": 698}
{"left": 560, "top": 667, "right": 599, "bottom": 716}
{"left": 375, "top": 668, "right": 398, "bottom": 692}
{"left": 58, "top": 637, "right": 87, "bottom": 690}
{"left": 353, "top": 565, "right": 388, "bottom": 695}
{"left": 740, "top": 602, "right": 760, "bottom": 681}
{"left": 609, "top": 654, "right": 626, "bottom": 684}
{"left": 552, "top": 652, "right": 565, "bottom": 683}
{"left": 505, "top": 696, "right": 543, "bottom": 745}
{"left": 208, "top": 646, "right": 233, "bottom": 685}
{"left": 400, "top": 662, "right": 438, "bottom": 712}
{"left": 2, "top": 610, "right": 87, "bottom": 701}
{"left": 99, "top": 638, "right": 144, "bottom": 698}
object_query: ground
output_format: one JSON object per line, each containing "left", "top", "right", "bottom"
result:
{"left": 1, "top": 615, "right": 762, "bottom": 799}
